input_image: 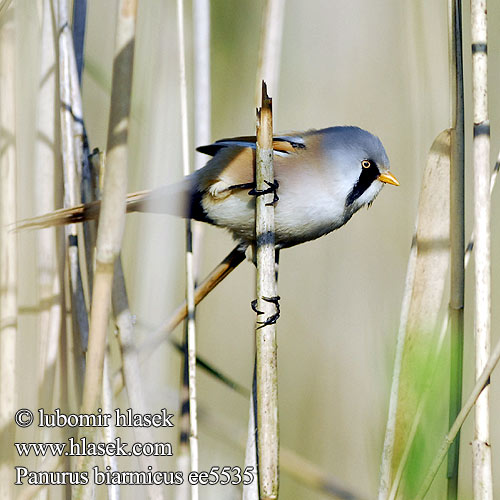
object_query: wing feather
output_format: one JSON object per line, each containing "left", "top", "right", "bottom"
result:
{"left": 196, "top": 134, "right": 305, "bottom": 156}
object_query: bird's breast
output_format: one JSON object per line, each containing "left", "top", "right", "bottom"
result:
{"left": 201, "top": 168, "right": 350, "bottom": 247}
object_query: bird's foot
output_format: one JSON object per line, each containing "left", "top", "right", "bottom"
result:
{"left": 248, "top": 180, "right": 279, "bottom": 206}
{"left": 252, "top": 295, "right": 281, "bottom": 329}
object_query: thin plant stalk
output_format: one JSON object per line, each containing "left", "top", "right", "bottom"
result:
{"left": 192, "top": 0, "right": 210, "bottom": 276}
{"left": 102, "top": 353, "right": 120, "bottom": 500}
{"left": 67, "top": 3, "right": 96, "bottom": 296}
{"left": 0, "top": 3, "right": 17, "bottom": 496}
{"left": 57, "top": 0, "right": 89, "bottom": 388}
{"left": 447, "top": 1, "right": 465, "bottom": 498}
{"left": 112, "top": 261, "right": 165, "bottom": 500}
{"left": 74, "top": 6, "right": 139, "bottom": 495}
{"left": 113, "top": 323, "right": 251, "bottom": 398}
{"left": 470, "top": 1, "right": 493, "bottom": 498}
{"left": 187, "top": 0, "right": 211, "bottom": 481}
{"left": 247, "top": 6, "right": 285, "bottom": 495}
{"left": 254, "top": 82, "right": 279, "bottom": 499}
{"left": 177, "top": 1, "right": 199, "bottom": 498}
{"left": 110, "top": 245, "right": 247, "bottom": 399}
{"left": 244, "top": 381, "right": 259, "bottom": 500}
{"left": 149, "top": 244, "right": 246, "bottom": 346}
{"left": 65, "top": 4, "right": 162, "bottom": 497}
{"left": 113, "top": 244, "right": 246, "bottom": 372}
{"left": 255, "top": 0, "right": 285, "bottom": 107}
{"left": 71, "top": 0, "right": 87, "bottom": 84}
{"left": 35, "top": 1, "right": 64, "bottom": 487}
{"left": 193, "top": 0, "right": 211, "bottom": 174}
{"left": 80, "top": 0, "right": 137, "bottom": 414}
{"left": 177, "top": 345, "right": 191, "bottom": 500}
{"left": 415, "top": 332, "right": 500, "bottom": 500}
{"left": 183, "top": 16, "right": 211, "bottom": 462}
{"left": 93, "top": 166, "right": 164, "bottom": 499}
{"left": 35, "top": 0, "right": 62, "bottom": 409}
{"left": 74, "top": 0, "right": 137, "bottom": 476}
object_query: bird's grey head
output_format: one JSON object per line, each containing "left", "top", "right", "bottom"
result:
{"left": 319, "top": 126, "right": 396, "bottom": 210}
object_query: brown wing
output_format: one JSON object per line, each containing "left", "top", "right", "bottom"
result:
{"left": 195, "top": 133, "right": 310, "bottom": 203}
{"left": 195, "top": 147, "right": 256, "bottom": 198}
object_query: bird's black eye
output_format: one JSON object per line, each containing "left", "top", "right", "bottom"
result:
{"left": 361, "top": 160, "right": 371, "bottom": 169}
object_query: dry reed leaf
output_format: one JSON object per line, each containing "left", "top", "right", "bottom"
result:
{"left": 389, "top": 129, "right": 451, "bottom": 493}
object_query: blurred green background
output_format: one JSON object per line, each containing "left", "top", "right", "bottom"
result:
{"left": 13, "top": 0, "right": 500, "bottom": 498}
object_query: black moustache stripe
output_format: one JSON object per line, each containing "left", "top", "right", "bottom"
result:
{"left": 346, "top": 162, "right": 380, "bottom": 206}
{"left": 189, "top": 188, "right": 215, "bottom": 224}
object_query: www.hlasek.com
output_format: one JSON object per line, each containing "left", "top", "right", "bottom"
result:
{"left": 14, "top": 408, "right": 255, "bottom": 487}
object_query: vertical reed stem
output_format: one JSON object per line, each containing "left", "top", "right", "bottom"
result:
{"left": 192, "top": 0, "right": 210, "bottom": 276}
{"left": 112, "top": 259, "right": 164, "bottom": 500}
{"left": 35, "top": 2, "right": 64, "bottom": 484}
{"left": 244, "top": 375, "right": 259, "bottom": 500}
{"left": 102, "top": 353, "right": 120, "bottom": 500}
{"left": 255, "top": 82, "right": 279, "bottom": 500}
{"left": 80, "top": 0, "right": 138, "bottom": 416}
{"left": 176, "top": 2, "right": 199, "bottom": 499}
{"left": 57, "top": 0, "right": 89, "bottom": 389}
{"left": 193, "top": 0, "right": 211, "bottom": 172}
{"left": 247, "top": 6, "right": 284, "bottom": 496}
{"left": 255, "top": 0, "right": 285, "bottom": 107}
{"left": 470, "top": 1, "right": 493, "bottom": 498}
{"left": 447, "top": 1, "right": 465, "bottom": 498}
{"left": 0, "top": 3, "right": 17, "bottom": 496}
{"left": 75, "top": 2, "right": 138, "bottom": 494}
{"left": 71, "top": 0, "right": 87, "bottom": 84}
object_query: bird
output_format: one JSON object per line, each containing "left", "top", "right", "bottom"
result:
{"left": 18, "top": 125, "right": 399, "bottom": 250}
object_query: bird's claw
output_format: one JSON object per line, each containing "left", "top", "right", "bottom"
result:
{"left": 251, "top": 299, "right": 263, "bottom": 315}
{"left": 252, "top": 295, "right": 281, "bottom": 329}
{"left": 248, "top": 180, "right": 279, "bottom": 206}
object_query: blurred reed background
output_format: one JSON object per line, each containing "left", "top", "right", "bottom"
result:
{"left": 4, "top": 0, "right": 500, "bottom": 499}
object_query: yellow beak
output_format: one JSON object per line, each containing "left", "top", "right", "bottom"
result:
{"left": 378, "top": 171, "right": 400, "bottom": 186}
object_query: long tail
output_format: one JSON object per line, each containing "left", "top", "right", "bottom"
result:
{"left": 16, "top": 182, "right": 191, "bottom": 231}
